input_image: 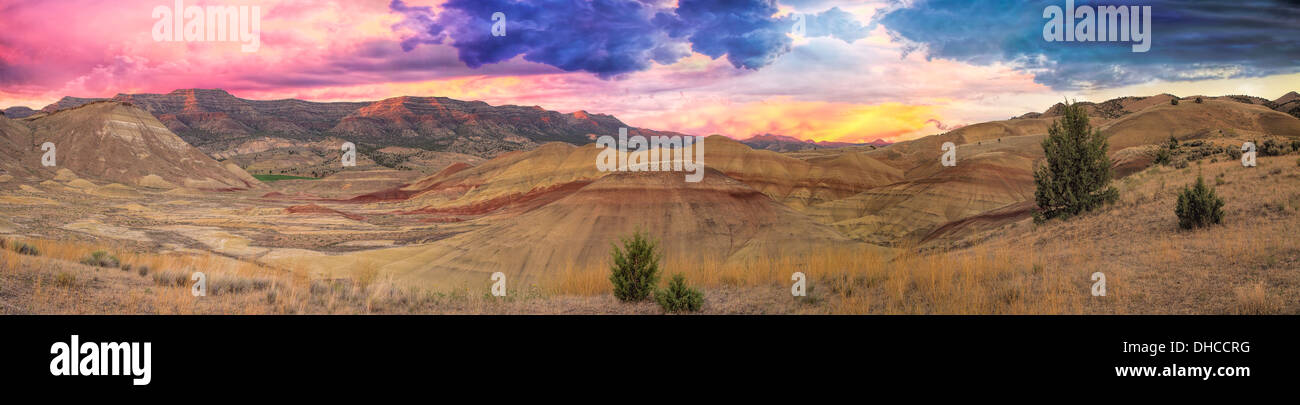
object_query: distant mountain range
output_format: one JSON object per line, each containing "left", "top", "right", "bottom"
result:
{"left": 1013, "top": 91, "right": 1300, "bottom": 120}
{"left": 739, "top": 133, "right": 891, "bottom": 152}
{"left": 1, "top": 106, "right": 37, "bottom": 118}
{"left": 8, "top": 89, "right": 682, "bottom": 158}
{"left": 5, "top": 90, "right": 1298, "bottom": 281}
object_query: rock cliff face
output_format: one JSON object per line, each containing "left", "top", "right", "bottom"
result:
{"left": 38, "top": 89, "right": 680, "bottom": 158}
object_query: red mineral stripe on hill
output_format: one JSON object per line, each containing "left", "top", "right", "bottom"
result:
{"left": 286, "top": 204, "right": 365, "bottom": 221}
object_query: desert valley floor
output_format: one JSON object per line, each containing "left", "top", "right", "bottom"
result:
{"left": 2, "top": 91, "right": 1299, "bottom": 314}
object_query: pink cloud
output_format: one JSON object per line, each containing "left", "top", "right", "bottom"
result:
{"left": 0, "top": 1, "right": 1058, "bottom": 144}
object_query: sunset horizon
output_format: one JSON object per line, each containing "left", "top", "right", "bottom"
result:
{"left": 2, "top": 0, "right": 1298, "bottom": 390}
{"left": 5, "top": 0, "right": 1296, "bottom": 143}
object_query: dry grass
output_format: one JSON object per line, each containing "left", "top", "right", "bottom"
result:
{"left": 550, "top": 241, "right": 1090, "bottom": 314}
{"left": 1232, "top": 283, "right": 1284, "bottom": 315}
{"left": 550, "top": 156, "right": 1300, "bottom": 314}
{"left": 0, "top": 236, "right": 590, "bottom": 314}
{"left": 1, "top": 156, "right": 1296, "bottom": 314}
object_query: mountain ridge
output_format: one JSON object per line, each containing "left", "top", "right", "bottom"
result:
{"left": 739, "top": 133, "right": 891, "bottom": 152}
{"left": 1014, "top": 92, "right": 1300, "bottom": 120}
{"left": 29, "top": 89, "right": 684, "bottom": 159}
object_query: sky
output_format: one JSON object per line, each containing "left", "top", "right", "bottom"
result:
{"left": 1, "top": 0, "right": 1297, "bottom": 143}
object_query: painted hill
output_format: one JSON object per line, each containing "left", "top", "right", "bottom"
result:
{"left": 294, "top": 168, "right": 876, "bottom": 286}
{"left": 361, "top": 135, "right": 903, "bottom": 215}
{"left": 824, "top": 93, "right": 1300, "bottom": 246}
{"left": 337, "top": 91, "right": 1300, "bottom": 259}
{"left": 0, "top": 101, "right": 263, "bottom": 190}
{"left": 1099, "top": 97, "right": 1300, "bottom": 149}
{"left": 6, "top": 91, "right": 1297, "bottom": 293}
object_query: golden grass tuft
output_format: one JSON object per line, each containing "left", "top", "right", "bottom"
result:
{"left": 1232, "top": 283, "right": 1284, "bottom": 315}
{"left": 548, "top": 242, "right": 1093, "bottom": 314}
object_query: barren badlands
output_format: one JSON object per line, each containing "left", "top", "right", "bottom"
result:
{"left": 1, "top": 91, "right": 1298, "bottom": 314}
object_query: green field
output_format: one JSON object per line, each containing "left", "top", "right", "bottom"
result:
{"left": 253, "top": 174, "right": 318, "bottom": 182}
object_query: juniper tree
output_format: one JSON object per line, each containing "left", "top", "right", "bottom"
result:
{"left": 1033, "top": 101, "right": 1118, "bottom": 222}
{"left": 656, "top": 273, "right": 704, "bottom": 313}
{"left": 609, "top": 230, "right": 661, "bottom": 302}
{"left": 1176, "top": 176, "right": 1225, "bottom": 229}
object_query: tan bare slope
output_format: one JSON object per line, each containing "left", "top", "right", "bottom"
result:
{"left": 806, "top": 93, "right": 1300, "bottom": 246}
{"left": 366, "top": 135, "right": 902, "bottom": 215}
{"left": 284, "top": 169, "right": 874, "bottom": 286}
{"left": 0, "top": 101, "right": 263, "bottom": 190}
{"left": 1100, "top": 98, "right": 1300, "bottom": 149}
{"left": 340, "top": 93, "right": 1299, "bottom": 255}
{"left": 0, "top": 114, "right": 40, "bottom": 181}
{"left": 5, "top": 91, "right": 1297, "bottom": 297}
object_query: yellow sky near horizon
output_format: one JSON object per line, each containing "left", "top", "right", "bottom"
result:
{"left": 5, "top": 72, "right": 1296, "bottom": 144}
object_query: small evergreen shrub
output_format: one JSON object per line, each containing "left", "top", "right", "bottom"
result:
{"left": 609, "top": 231, "right": 661, "bottom": 302}
{"left": 1176, "top": 176, "right": 1225, "bottom": 230}
{"left": 152, "top": 270, "right": 187, "bottom": 287}
{"left": 210, "top": 275, "right": 272, "bottom": 295}
{"left": 14, "top": 242, "right": 39, "bottom": 256}
{"left": 1153, "top": 147, "right": 1171, "bottom": 165}
{"left": 54, "top": 272, "right": 77, "bottom": 288}
{"left": 1260, "top": 139, "right": 1286, "bottom": 156}
{"left": 655, "top": 274, "right": 704, "bottom": 313}
{"left": 80, "top": 250, "right": 120, "bottom": 268}
{"left": 1227, "top": 147, "right": 1243, "bottom": 160}
{"left": 1195, "top": 97, "right": 1203, "bottom": 104}
{"left": 1170, "top": 98, "right": 1179, "bottom": 105}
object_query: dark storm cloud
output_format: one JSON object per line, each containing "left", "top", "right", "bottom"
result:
{"left": 877, "top": 0, "right": 1300, "bottom": 89}
{"left": 390, "top": 0, "right": 871, "bottom": 79}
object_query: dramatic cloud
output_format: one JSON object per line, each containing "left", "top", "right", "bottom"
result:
{"left": 877, "top": 0, "right": 1300, "bottom": 90}
{"left": 391, "top": 0, "right": 871, "bottom": 79}
{"left": 3, "top": 0, "right": 1295, "bottom": 144}
{"left": 802, "top": 7, "right": 873, "bottom": 43}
